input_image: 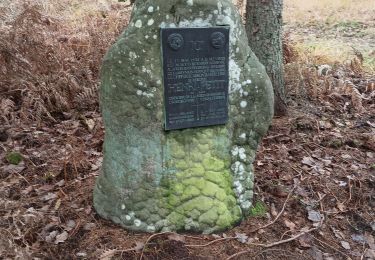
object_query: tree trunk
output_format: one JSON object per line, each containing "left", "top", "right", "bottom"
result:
{"left": 245, "top": 0, "right": 287, "bottom": 116}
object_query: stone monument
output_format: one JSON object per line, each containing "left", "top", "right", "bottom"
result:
{"left": 94, "top": 0, "right": 274, "bottom": 234}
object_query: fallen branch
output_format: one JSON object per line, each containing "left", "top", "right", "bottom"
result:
{"left": 226, "top": 225, "right": 320, "bottom": 260}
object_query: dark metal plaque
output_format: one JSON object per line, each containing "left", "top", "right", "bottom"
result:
{"left": 161, "top": 27, "right": 230, "bottom": 130}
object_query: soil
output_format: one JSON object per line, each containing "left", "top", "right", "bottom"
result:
{"left": 1, "top": 97, "right": 374, "bottom": 259}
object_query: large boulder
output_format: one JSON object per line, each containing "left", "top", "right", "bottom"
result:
{"left": 94, "top": 0, "right": 274, "bottom": 234}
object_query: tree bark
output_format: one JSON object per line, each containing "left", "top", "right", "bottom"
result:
{"left": 245, "top": 0, "right": 287, "bottom": 116}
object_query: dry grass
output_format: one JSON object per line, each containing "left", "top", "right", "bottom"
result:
{"left": 1, "top": 0, "right": 373, "bottom": 126}
{"left": 284, "top": 0, "right": 375, "bottom": 25}
{"left": 0, "top": 0, "right": 131, "bottom": 125}
{"left": 284, "top": 0, "right": 375, "bottom": 73}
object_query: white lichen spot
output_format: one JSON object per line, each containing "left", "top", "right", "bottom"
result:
{"left": 240, "top": 101, "right": 248, "bottom": 108}
{"left": 137, "top": 89, "right": 154, "bottom": 98}
{"left": 156, "top": 80, "right": 161, "bottom": 85}
{"left": 213, "top": 10, "right": 218, "bottom": 15}
{"left": 145, "top": 35, "right": 149, "bottom": 39}
{"left": 239, "top": 133, "right": 246, "bottom": 139}
{"left": 118, "top": 60, "right": 122, "bottom": 64}
{"left": 238, "top": 148, "right": 246, "bottom": 160}
{"left": 147, "top": 19, "right": 154, "bottom": 26}
{"left": 236, "top": 47, "right": 239, "bottom": 53}
{"left": 138, "top": 81, "right": 143, "bottom": 86}
{"left": 231, "top": 146, "right": 239, "bottom": 156}
{"left": 125, "top": 215, "right": 131, "bottom": 221}
{"left": 187, "top": 0, "right": 193, "bottom": 6}
{"left": 129, "top": 51, "right": 137, "bottom": 59}
{"left": 111, "top": 84, "right": 117, "bottom": 88}
{"left": 153, "top": 35, "right": 157, "bottom": 39}
{"left": 242, "top": 80, "right": 252, "bottom": 87}
{"left": 241, "top": 201, "right": 252, "bottom": 209}
{"left": 148, "top": 6, "right": 154, "bottom": 13}
{"left": 135, "top": 19, "right": 142, "bottom": 28}
{"left": 231, "top": 161, "right": 245, "bottom": 175}
{"left": 147, "top": 225, "right": 156, "bottom": 232}
{"left": 229, "top": 59, "right": 241, "bottom": 93}
{"left": 243, "top": 91, "right": 249, "bottom": 97}
{"left": 134, "top": 219, "right": 141, "bottom": 227}
{"left": 121, "top": 204, "right": 126, "bottom": 210}
{"left": 234, "top": 181, "right": 244, "bottom": 194}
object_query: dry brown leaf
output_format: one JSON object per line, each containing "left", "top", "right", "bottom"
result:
{"left": 133, "top": 241, "right": 145, "bottom": 253}
{"left": 297, "top": 234, "right": 313, "bottom": 248}
{"left": 270, "top": 203, "right": 278, "bottom": 217}
{"left": 54, "top": 199, "right": 61, "bottom": 210}
{"left": 55, "top": 231, "right": 68, "bottom": 244}
{"left": 337, "top": 202, "right": 346, "bottom": 212}
{"left": 99, "top": 249, "right": 117, "bottom": 260}
{"left": 284, "top": 219, "right": 296, "bottom": 231}
{"left": 168, "top": 233, "right": 186, "bottom": 243}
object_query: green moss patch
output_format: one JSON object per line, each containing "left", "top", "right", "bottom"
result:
{"left": 6, "top": 152, "right": 23, "bottom": 165}
{"left": 249, "top": 201, "right": 268, "bottom": 217}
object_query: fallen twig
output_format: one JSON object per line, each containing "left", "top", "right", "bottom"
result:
{"left": 249, "top": 185, "right": 296, "bottom": 233}
{"left": 263, "top": 133, "right": 285, "bottom": 140}
{"left": 186, "top": 236, "right": 237, "bottom": 248}
{"left": 226, "top": 225, "right": 320, "bottom": 260}
{"left": 313, "top": 236, "right": 352, "bottom": 260}
{"left": 99, "top": 232, "right": 175, "bottom": 260}
{"left": 139, "top": 231, "right": 173, "bottom": 260}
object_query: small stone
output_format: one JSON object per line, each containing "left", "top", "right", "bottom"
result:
{"left": 340, "top": 241, "right": 351, "bottom": 250}
{"left": 83, "top": 223, "right": 96, "bottom": 231}
{"left": 308, "top": 210, "right": 322, "bottom": 222}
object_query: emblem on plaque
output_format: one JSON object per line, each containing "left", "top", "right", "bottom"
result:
{"left": 210, "top": 32, "right": 226, "bottom": 49}
{"left": 168, "top": 33, "right": 184, "bottom": 51}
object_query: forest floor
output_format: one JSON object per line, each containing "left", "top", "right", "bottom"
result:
{"left": 0, "top": 0, "right": 374, "bottom": 259}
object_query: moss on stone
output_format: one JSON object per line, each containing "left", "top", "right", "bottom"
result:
{"left": 202, "top": 157, "right": 225, "bottom": 171}
{"left": 201, "top": 181, "right": 222, "bottom": 198}
{"left": 181, "top": 186, "right": 201, "bottom": 201}
{"left": 216, "top": 212, "right": 233, "bottom": 228}
{"left": 199, "top": 208, "right": 218, "bottom": 224}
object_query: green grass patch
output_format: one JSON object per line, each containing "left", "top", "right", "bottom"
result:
{"left": 249, "top": 201, "right": 268, "bottom": 217}
{"left": 6, "top": 152, "right": 23, "bottom": 165}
